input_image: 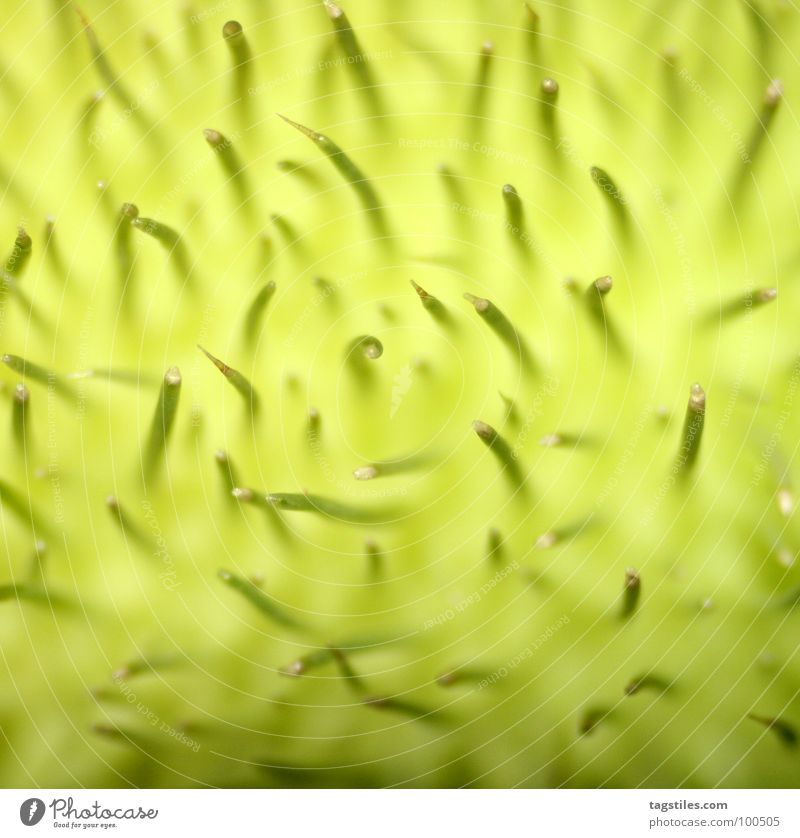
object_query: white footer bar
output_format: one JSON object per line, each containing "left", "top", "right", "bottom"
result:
{"left": 2, "top": 789, "right": 796, "bottom": 837}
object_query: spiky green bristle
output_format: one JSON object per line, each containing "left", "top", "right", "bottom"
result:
{"left": 1, "top": 0, "right": 799, "bottom": 788}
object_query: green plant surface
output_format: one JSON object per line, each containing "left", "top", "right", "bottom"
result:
{"left": 0, "top": 0, "right": 799, "bottom": 788}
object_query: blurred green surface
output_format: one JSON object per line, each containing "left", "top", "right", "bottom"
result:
{"left": 0, "top": 0, "right": 798, "bottom": 787}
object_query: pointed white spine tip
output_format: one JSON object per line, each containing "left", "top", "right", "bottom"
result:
{"left": 164, "top": 366, "right": 182, "bottom": 386}
{"left": 778, "top": 488, "right": 793, "bottom": 517}
{"left": 595, "top": 275, "right": 613, "bottom": 294}
{"left": 765, "top": 79, "right": 783, "bottom": 107}
{"left": 541, "top": 77, "right": 558, "bottom": 95}
{"left": 463, "top": 292, "right": 489, "bottom": 312}
{"left": 324, "top": 0, "right": 344, "bottom": 20}
{"left": 283, "top": 659, "right": 305, "bottom": 677}
{"left": 539, "top": 433, "right": 562, "bottom": 448}
{"left": 756, "top": 287, "right": 777, "bottom": 303}
{"left": 410, "top": 279, "right": 427, "bottom": 297}
{"left": 232, "top": 487, "right": 254, "bottom": 502}
{"left": 689, "top": 382, "right": 706, "bottom": 410}
{"left": 472, "top": 420, "right": 494, "bottom": 440}
{"left": 350, "top": 334, "right": 384, "bottom": 361}
{"left": 353, "top": 465, "right": 379, "bottom": 481}
{"left": 222, "top": 19, "right": 243, "bottom": 38}
{"left": 277, "top": 113, "right": 324, "bottom": 143}
{"left": 535, "top": 531, "right": 558, "bottom": 549}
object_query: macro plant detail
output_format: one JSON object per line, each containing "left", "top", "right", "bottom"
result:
{"left": 0, "top": 0, "right": 798, "bottom": 790}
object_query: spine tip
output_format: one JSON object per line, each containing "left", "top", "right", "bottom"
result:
{"left": 541, "top": 77, "right": 559, "bottom": 97}
{"left": 621, "top": 567, "right": 641, "bottom": 618}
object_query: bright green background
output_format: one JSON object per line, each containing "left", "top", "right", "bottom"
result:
{"left": 0, "top": 0, "right": 798, "bottom": 787}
